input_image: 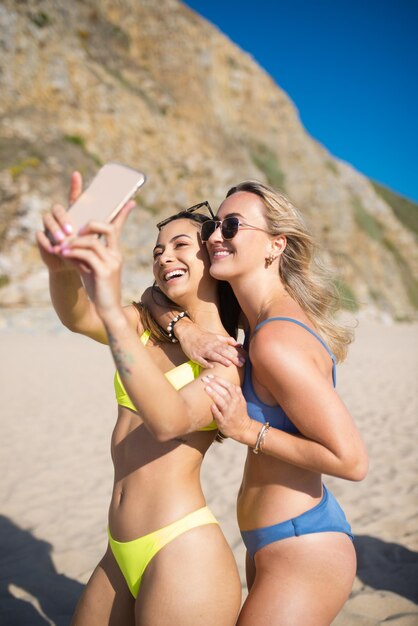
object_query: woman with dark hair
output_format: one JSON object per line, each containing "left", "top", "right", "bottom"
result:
{"left": 36, "top": 173, "right": 242, "bottom": 626}
{"left": 195, "top": 181, "right": 368, "bottom": 625}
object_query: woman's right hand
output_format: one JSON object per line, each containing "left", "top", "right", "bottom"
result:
{"left": 174, "top": 320, "right": 246, "bottom": 368}
{"left": 36, "top": 172, "right": 82, "bottom": 272}
{"left": 56, "top": 201, "right": 134, "bottom": 320}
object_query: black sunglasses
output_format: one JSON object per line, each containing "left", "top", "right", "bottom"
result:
{"left": 201, "top": 216, "right": 270, "bottom": 242}
{"left": 156, "top": 201, "right": 215, "bottom": 230}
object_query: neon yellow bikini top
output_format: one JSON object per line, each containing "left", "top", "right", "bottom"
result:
{"left": 114, "top": 330, "right": 217, "bottom": 432}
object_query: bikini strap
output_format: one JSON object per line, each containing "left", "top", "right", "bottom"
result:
{"left": 140, "top": 329, "right": 151, "bottom": 346}
{"left": 254, "top": 317, "right": 337, "bottom": 385}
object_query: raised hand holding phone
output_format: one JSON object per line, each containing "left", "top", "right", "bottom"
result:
{"left": 36, "top": 169, "right": 139, "bottom": 341}
{"left": 64, "top": 162, "right": 145, "bottom": 236}
{"left": 37, "top": 163, "right": 146, "bottom": 271}
{"left": 59, "top": 202, "right": 134, "bottom": 318}
{"left": 41, "top": 162, "right": 146, "bottom": 246}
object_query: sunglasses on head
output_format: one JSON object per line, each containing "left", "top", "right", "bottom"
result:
{"left": 201, "top": 216, "right": 270, "bottom": 242}
{"left": 156, "top": 201, "right": 215, "bottom": 230}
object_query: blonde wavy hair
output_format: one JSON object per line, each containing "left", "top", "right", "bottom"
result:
{"left": 226, "top": 181, "right": 353, "bottom": 362}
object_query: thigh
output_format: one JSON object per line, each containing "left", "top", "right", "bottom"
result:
{"left": 71, "top": 545, "right": 135, "bottom": 626}
{"left": 238, "top": 533, "right": 356, "bottom": 626}
{"left": 135, "top": 524, "right": 241, "bottom": 626}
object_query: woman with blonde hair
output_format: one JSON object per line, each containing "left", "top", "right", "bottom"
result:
{"left": 196, "top": 181, "right": 368, "bottom": 625}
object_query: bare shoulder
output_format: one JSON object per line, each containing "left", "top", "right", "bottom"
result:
{"left": 250, "top": 320, "right": 315, "bottom": 384}
{"left": 123, "top": 303, "right": 145, "bottom": 336}
{"left": 251, "top": 319, "right": 306, "bottom": 358}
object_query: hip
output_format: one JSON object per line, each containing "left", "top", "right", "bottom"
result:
{"left": 240, "top": 485, "right": 353, "bottom": 559}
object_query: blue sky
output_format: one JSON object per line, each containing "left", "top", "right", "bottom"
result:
{"left": 184, "top": 0, "right": 418, "bottom": 203}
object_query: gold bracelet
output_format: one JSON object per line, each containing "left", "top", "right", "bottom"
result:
{"left": 253, "top": 422, "right": 270, "bottom": 455}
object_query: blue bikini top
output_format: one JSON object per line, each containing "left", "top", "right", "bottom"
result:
{"left": 242, "top": 317, "right": 337, "bottom": 434}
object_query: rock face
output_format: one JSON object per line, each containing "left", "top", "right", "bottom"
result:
{"left": 0, "top": 0, "right": 417, "bottom": 318}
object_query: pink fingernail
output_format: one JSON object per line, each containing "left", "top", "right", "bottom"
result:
{"left": 63, "top": 223, "right": 73, "bottom": 235}
{"left": 54, "top": 230, "right": 65, "bottom": 242}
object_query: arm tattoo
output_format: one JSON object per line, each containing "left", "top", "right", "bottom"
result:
{"left": 108, "top": 332, "right": 134, "bottom": 377}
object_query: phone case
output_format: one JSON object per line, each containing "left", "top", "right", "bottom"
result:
{"left": 67, "top": 162, "right": 146, "bottom": 232}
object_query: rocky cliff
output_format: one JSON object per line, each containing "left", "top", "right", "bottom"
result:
{"left": 0, "top": 0, "right": 417, "bottom": 319}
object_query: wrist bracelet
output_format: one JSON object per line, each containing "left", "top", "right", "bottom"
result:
{"left": 253, "top": 422, "right": 270, "bottom": 455}
{"left": 166, "top": 311, "right": 190, "bottom": 343}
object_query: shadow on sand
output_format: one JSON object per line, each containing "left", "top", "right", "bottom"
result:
{"left": 0, "top": 515, "right": 83, "bottom": 626}
{"left": 354, "top": 534, "right": 418, "bottom": 603}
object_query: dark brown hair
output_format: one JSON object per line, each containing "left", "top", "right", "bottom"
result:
{"left": 134, "top": 211, "right": 240, "bottom": 342}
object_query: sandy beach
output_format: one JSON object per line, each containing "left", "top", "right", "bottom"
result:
{"left": 0, "top": 310, "right": 417, "bottom": 625}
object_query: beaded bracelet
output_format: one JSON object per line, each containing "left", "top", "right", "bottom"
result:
{"left": 253, "top": 422, "right": 270, "bottom": 455}
{"left": 166, "top": 311, "right": 190, "bottom": 343}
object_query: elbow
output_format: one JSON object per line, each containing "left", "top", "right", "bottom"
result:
{"left": 146, "top": 404, "right": 195, "bottom": 443}
{"left": 146, "top": 423, "right": 175, "bottom": 443}
{"left": 61, "top": 317, "right": 84, "bottom": 335}
{"left": 330, "top": 435, "right": 368, "bottom": 482}
{"left": 350, "top": 454, "right": 369, "bottom": 481}
{"left": 59, "top": 316, "right": 77, "bottom": 333}
{"left": 65, "top": 322, "right": 81, "bottom": 335}
{"left": 153, "top": 428, "right": 177, "bottom": 443}
{"left": 342, "top": 450, "right": 369, "bottom": 482}
{"left": 147, "top": 419, "right": 188, "bottom": 443}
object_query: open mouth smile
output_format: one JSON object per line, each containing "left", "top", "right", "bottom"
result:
{"left": 211, "top": 249, "right": 231, "bottom": 260}
{"left": 163, "top": 269, "right": 187, "bottom": 282}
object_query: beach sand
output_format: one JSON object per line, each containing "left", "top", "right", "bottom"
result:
{"left": 0, "top": 312, "right": 417, "bottom": 625}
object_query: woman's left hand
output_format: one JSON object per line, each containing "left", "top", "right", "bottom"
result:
{"left": 202, "top": 374, "right": 254, "bottom": 444}
{"left": 176, "top": 323, "right": 245, "bottom": 369}
{"left": 57, "top": 201, "right": 135, "bottom": 319}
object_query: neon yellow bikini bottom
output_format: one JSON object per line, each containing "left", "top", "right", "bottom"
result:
{"left": 108, "top": 506, "right": 218, "bottom": 598}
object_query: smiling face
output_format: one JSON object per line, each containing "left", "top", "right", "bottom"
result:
{"left": 153, "top": 217, "right": 215, "bottom": 306}
{"left": 206, "top": 191, "right": 273, "bottom": 282}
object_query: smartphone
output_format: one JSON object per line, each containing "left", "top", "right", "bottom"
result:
{"left": 47, "top": 162, "right": 146, "bottom": 242}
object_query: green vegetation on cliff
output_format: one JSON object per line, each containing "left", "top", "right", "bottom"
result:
{"left": 371, "top": 181, "right": 418, "bottom": 238}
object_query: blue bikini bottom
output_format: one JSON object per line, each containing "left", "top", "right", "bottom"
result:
{"left": 241, "top": 485, "right": 353, "bottom": 559}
